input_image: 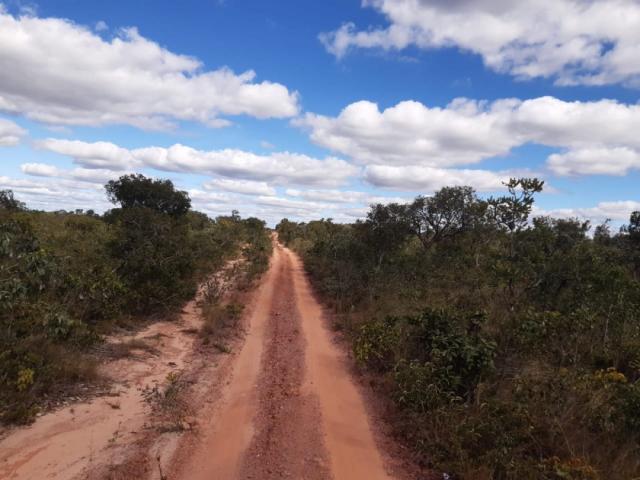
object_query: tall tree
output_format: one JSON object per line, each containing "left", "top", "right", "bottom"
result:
{"left": 405, "top": 186, "right": 485, "bottom": 249}
{"left": 105, "top": 174, "right": 191, "bottom": 216}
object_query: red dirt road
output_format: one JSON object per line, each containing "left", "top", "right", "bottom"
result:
{"left": 167, "top": 242, "right": 395, "bottom": 480}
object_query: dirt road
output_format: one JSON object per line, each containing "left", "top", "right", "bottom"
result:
{"left": 0, "top": 241, "right": 403, "bottom": 480}
{"left": 167, "top": 242, "right": 395, "bottom": 480}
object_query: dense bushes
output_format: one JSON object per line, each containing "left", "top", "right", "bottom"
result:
{"left": 277, "top": 179, "right": 640, "bottom": 479}
{"left": 0, "top": 175, "right": 270, "bottom": 424}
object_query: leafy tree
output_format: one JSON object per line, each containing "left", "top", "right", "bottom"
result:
{"left": 275, "top": 218, "right": 299, "bottom": 245}
{"left": 405, "top": 186, "right": 485, "bottom": 249}
{"left": 488, "top": 178, "right": 544, "bottom": 233}
{"left": 0, "top": 190, "right": 25, "bottom": 211}
{"left": 105, "top": 174, "right": 190, "bottom": 216}
{"left": 628, "top": 211, "right": 640, "bottom": 238}
{"left": 622, "top": 211, "right": 640, "bottom": 279}
{"left": 361, "top": 202, "right": 411, "bottom": 267}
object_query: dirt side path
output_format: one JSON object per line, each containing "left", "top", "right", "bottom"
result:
{"left": 0, "top": 258, "right": 248, "bottom": 480}
{"left": 0, "top": 296, "right": 203, "bottom": 480}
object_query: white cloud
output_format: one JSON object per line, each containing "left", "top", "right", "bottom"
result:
{"left": 286, "top": 188, "right": 368, "bottom": 203}
{"left": 285, "top": 188, "right": 408, "bottom": 204}
{"left": 297, "top": 96, "right": 640, "bottom": 177}
{"left": 0, "top": 118, "right": 26, "bottom": 145}
{"left": 548, "top": 147, "right": 640, "bottom": 176}
{"left": 204, "top": 178, "right": 276, "bottom": 196}
{"left": 21, "top": 162, "right": 128, "bottom": 184}
{"left": 535, "top": 201, "right": 640, "bottom": 224}
{"left": 21, "top": 162, "right": 59, "bottom": 177}
{"left": 254, "top": 195, "right": 330, "bottom": 211}
{"left": 364, "top": 165, "right": 511, "bottom": 192}
{"left": 36, "top": 138, "right": 358, "bottom": 187}
{"left": 188, "top": 188, "right": 237, "bottom": 205}
{"left": 0, "top": 10, "right": 299, "bottom": 129}
{"left": 297, "top": 99, "right": 521, "bottom": 167}
{"left": 0, "top": 175, "right": 109, "bottom": 211}
{"left": 35, "top": 139, "right": 135, "bottom": 169}
{"left": 321, "top": 0, "right": 640, "bottom": 86}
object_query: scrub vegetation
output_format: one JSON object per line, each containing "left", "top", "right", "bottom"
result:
{"left": 277, "top": 178, "right": 640, "bottom": 479}
{"left": 0, "top": 174, "right": 270, "bottom": 424}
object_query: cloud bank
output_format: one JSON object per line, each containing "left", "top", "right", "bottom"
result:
{"left": 0, "top": 9, "right": 299, "bottom": 129}
{"left": 35, "top": 139, "right": 358, "bottom": 188}
{"left": 321, "top": 0, "right": 640, "bottom": 86}
{"left": 297, "top": 96, "right": 640, "bottom": 189}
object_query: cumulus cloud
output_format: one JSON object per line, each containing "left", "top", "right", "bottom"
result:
{"left": 35, "top": 139, "right": 135, "bottom": 169}
{"left": 364, "top": 165, "right": 512, "bottom": 191}
{"left": 286, "top": 188, "right": 368, "bottom": 203}
{"left": 203, "top": 178, "right": 276, "bottom": 196}
{"left": 547, "top": 147, "right": 640, "bottom": 176}
{"left": 535, "top": 201, "right": 640, "bottom": 224}
{"left": 285, "top": 188, "right": 408, "bottom": 204}
{"left": 0, "top": 10, "right": 299, "bottom": 129}
{"left": 13, "top": 156, "right": 385, "bottom": 222}
{"left": 35, "top": 138, "right": 358, "bottom": 187}
{"left": 20, "top": 162, "right": 128, "bottom": 184}
{"left": 0, "top": 118, "right": 26, "bottom": 145}
{"left": 0, "top": 175, "right": 109, "bottom": 211}
{"left": 254, "top": 195, "right": 331, "bottom": 212}
{"left": 297, "top": 99, "right": 521, "bottom": 167}
{"left": 321, "top": 0, "right": 640, "bottom": 86}
{"left": 297, "top": 96, "right": 640, "bottom": 177}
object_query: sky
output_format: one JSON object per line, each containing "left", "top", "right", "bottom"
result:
{"left": 0, "top": 0, "right": 639, "bottom": 227}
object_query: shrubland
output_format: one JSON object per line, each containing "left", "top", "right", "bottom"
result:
{"left": 0, "top": 174, "right": 270, "bottom": 424}
{"left": 277, "top": 178, "right": 640, "bottom": 479}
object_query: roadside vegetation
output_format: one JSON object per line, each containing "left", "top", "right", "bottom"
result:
{"left": 0, "top": 175, "right": 270, "bottom": 425}
{"left": 277, "top": 178, "right": 640, "bottom": 479}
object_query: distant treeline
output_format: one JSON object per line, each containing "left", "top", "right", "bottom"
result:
{"left": 0, "top": 174, "right": 270, "bottom": 424}
{"left": 277, "top": 178, "right": 640, "bottom": 479}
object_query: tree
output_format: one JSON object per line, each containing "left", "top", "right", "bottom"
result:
{"left": 405, "top": 186, "right": 485, "bottom": 249}
{"left": 487, "top": 178, "right": 544, "bottom": 234}
{"left": 104, "top": 174, "right": 194, "bottom": 313}
{"left": 276, "top": 218, "right": 300, "bottom": 245}
{"left": 621, "top": 211, "right": 640, "bottom": 279}
{"left": 0, "top": 190, "right": 25, "bottom": 211}
{"left": 361, "top": 202, "right": 411, "bottom": 267}
{"left": 105, "top": 174, "right": 190, "bottom": 216}
{"left": 628, "top": 211, "right": 640, "bottom": 239}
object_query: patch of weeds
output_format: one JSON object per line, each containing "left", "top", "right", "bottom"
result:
{"left": 200, "top": 303, "right": 245, "bottom": 344}
{"left": 142, "top": 371, "right": 193, "bottom": 432}
{"left": 200, "top": 275, "right": 228, "bottom": 305}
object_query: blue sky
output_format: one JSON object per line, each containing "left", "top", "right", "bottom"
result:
{"left": 0, "top": 0, "right": 639, "bottom": 226}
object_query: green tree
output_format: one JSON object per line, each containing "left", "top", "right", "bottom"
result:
{"left": 405, "top": 186, "right": 485, "bottom": 249}
{"left": 105, "top": 174, "right": 195, "bottom": 313}
{"left": 0, "top": 190, "right": 25, "bottom": 211}
{"left": 105, "top": 174, "right": 190, "bottom": 216}
{"left": 487, "top": 178, "right": 544, "bottom": 234}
